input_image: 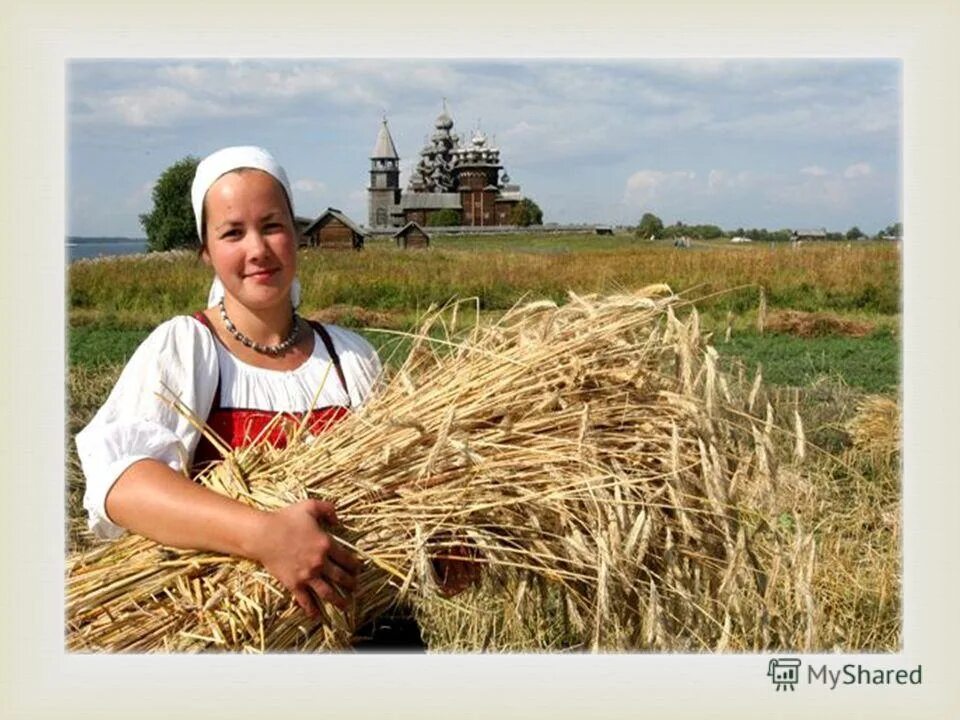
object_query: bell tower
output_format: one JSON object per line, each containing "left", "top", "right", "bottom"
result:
{"left": 368, "top": 117, "right": 401, "bottom": 227}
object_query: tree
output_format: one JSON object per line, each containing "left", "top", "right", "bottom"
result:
{"left": 690, "top": 224, "right": 722, "bottom": 240}
{"left": 846, "top": 226, "right": 864, "bottom": 240}
{"left": 509, "top": 198, "right": 543, "bottom": 227}
{"left": 426, "top": 208, "right": 461, "bottom": 227}
{"left": 139, "top": 156, "right": 201, "bottom": 252}
{"left": 879, "top": 222, "right": 902, "bottom": 238}
{"left": 635, "top": 212, "right": 664, "bottom": 239}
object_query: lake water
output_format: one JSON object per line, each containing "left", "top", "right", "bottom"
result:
{"left": 67, "top": 237, "right": 148, "bottom": 263}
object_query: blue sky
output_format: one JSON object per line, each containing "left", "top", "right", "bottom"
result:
{"left": 67, "top": 59, "right": 900, "bottom": 237}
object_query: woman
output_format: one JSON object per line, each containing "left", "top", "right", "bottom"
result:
{"left": 76, "top": 146, "right": 378, "bottom": 619}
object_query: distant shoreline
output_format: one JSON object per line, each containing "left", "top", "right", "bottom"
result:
{"left": 66, "top": 240, "right": 147, "bottom": 245}
{"left": 67, "top": 237, "right": 149, "bottom": 263}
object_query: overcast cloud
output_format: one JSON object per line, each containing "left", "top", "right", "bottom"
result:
{"left": 68, "top": 59, "right": 900, "bottom": 236}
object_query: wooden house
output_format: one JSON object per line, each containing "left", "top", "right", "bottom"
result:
{"left": 791, "top": 228, "right": 828, "bottom": 242}
{"left": 303, "top": 208, "right": 367, "bottom": 250}
{"left": 393, "top": 221, "right": 430, "bottom": 249}
{"left": 294, "top": 216, "right": 314, "bottom": 246}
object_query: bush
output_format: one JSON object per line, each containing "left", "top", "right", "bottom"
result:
{"left": 635, "top": 212, "right": 664, "bottom": 239}
{"left": 426, "top": 208, "right": 461, "bottom": 227}
{"left": 508, "top": 198, "right": 543, "bottom": 227}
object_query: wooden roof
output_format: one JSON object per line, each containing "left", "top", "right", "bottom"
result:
{"left": 400, "top": 193, "right": 462, "bottom": 210}
{"left": 393, "top": 221, "right": 429, "bottom": 238}
{"left": 304, "top": 208, "right": 369, "bottom": 237}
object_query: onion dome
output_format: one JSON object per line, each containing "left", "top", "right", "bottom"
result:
{"left": 435, "top": 98, "right": 454, "bottom": 129}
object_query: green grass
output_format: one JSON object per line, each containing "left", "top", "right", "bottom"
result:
{"left": 69, "top": 325, "right": 153, "bottom": 367}
{"left": 717, "top": 329, "right": 899, "bottom": 393}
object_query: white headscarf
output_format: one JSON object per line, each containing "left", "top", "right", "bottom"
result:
{"left": 191, "top": 146, "right": 301, "bottom": 308}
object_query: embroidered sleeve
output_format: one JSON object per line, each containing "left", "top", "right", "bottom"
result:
{"left": 75, "top": 316, "right": 219, "bottom": 540}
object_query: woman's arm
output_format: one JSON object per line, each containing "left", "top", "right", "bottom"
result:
{"left": 78, "top": 316, "right": 220, "bottom": 539}
{"left": 106, "top": 458, "right": 360, "bottom": 616}
{"left": 79, "top": 317, "right": 359, "bottom": 616}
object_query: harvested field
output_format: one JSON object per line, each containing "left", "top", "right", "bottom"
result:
{"left": 66, "top": 288, "right": 893, "bottom": 653}
{"left": 66, "top": 238, "right": 901, "bottom": 653}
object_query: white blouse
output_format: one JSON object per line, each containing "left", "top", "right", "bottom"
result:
{"left": 76, "top": 315, "right": 383, "bottom": 540}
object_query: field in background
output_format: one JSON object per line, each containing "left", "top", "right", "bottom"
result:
{"left": 70, "top": 235, "right": 899, "bottom": 384}
{"left": 66, "top": 232, "right": 902, "bottom": 650}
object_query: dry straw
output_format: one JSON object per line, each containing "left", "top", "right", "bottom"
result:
{"left": 846, "top": 395, "right": 900, "bottom": 463}
{"left": 67, "top": 286, "right": 816, "bottom": 652}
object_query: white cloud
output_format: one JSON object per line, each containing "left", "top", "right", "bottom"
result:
{"left": 74, "top": 62, "right": 383, "bottom": 128}
{"left": 623, "top": 170, "right": 697, "bottom": 206}
{"left": 292, "top": 179, "right": 327, "bottom": 193}
{"left": 843, "top": 162, "right": 872, "bottom": 179}
{"left": 800, "top": 165, "right": 830, "bottom": 177}
{"left": 262, "top": 68, "right": 337, "bottom": 96}
{"left": 707, "top": 169, "right": 754, "bottom": 193}
{"left": 291, "top": 178, "right": 330, "bottom": 217}
{"left": 157, "top": 64, "right": 208, "bottom": 87}
{"left": 105, "top": 86, "right": 206, "bottom": 126}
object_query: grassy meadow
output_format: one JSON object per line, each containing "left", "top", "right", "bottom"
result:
{"left": 66, "top": 232, "right": 902, "bottom": 651}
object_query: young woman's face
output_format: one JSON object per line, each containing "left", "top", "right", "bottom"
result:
{"left": 201, "top": 169, "right": 297, "bottom": 312}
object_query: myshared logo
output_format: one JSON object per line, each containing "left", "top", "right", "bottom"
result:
{"left": 767, "top": 658, "right": 802, "bottom": 691}
{"left": 809, "top": 663, "right": 923, "bottom": 690}
{"left": 767, "top": 658, "right": 923, "bottom": 691}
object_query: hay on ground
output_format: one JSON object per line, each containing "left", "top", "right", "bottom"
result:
{"left": 66, "top": 287, "right": 818, "bottom": 653}
{"left": 846, "top": 395, "right": 900, "bottom": 462}
{"left": 765, "top": 310, "right": 876, "bottom": 338}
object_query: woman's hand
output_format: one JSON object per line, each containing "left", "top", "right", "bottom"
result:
{"left": 249, "top": 499, "right": 361, "bottom": 617}
{"left": 432, "top": 543, "right": 482, "bottom": 598}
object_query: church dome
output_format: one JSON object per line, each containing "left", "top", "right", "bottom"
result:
{"left": 435, "top": 98, "right": 455, "bottom": 130}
